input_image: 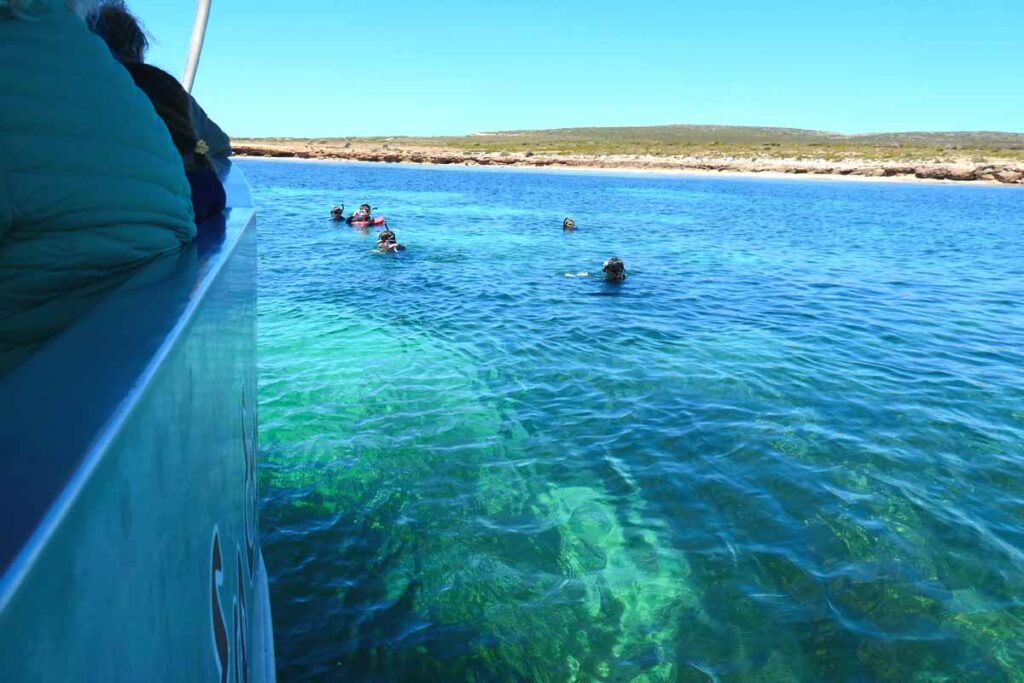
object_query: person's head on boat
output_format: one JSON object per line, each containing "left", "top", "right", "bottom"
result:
{"left": 85, "top": 1, "right": 149, "bottom": 63}
{"left": 330, "top": 206, "right": 344, "bottom": 221}
{"left": 563, "top": 217, "right": 576, "bottom": 232}
{"left": 377, "top": 229, "right": 404, "bottom": 252}
{"left": 602, "top": 257, "right": 626, "bottom": 282}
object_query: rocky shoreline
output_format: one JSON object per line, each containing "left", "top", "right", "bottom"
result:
{"left": 232, "top": 143, "right": 1024, "bottom": 186}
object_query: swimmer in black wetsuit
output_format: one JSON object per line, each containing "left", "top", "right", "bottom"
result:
{"left": 602, "top": 257, "right": 626, "bottom": 282}
{"left": 377, "top": 229, "right": 406, "bottom": 252}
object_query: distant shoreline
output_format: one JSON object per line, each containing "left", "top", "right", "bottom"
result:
{"left": 234, "top": 154, "right": 1021, "bottom": 187}
{"left": 232, "top": 141, "right": 1024, "bottom": 187}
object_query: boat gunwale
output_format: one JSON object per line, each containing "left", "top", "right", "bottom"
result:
{"left": 0, "top": 163, "right": 256, "bottom": 608}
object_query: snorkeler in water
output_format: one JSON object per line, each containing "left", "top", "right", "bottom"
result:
{"left": 347, "top": 203, "right": 373, "bottom": 225}
{"left": 602, "top": 257, "right": 626, "bottom": 282}
{"left": 330, "top": 205, "right": 344, "bottom": 221}
{"left": 563, "top": 217, "right": 576, "bottom": 232}
{"left": 563, "top": 257, "right": 627, "bottom": 281}
{"left": 377, "top": 229, "right": 406, "bottom": 252}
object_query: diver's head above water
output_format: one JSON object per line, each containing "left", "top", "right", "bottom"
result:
{"left": 330, "top": 206, "right": 344, "bottom": 221}
{"left": 563, "top": 217, "right": 576, "bottom": 232}
{"left": 377, "top": 229, "right": 405, "bottom": 252}
{"left": 602, "top": 257, "right": 626, "bottom": 281}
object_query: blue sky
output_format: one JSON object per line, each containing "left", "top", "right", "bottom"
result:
{"left": 130, "top": 0, "right": 1023, "bottom": 137}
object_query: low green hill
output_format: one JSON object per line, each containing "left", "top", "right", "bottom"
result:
{"left": 448, "top": 125, "right": 1024, "bottom": 154}
{"left": 239, "top": 125, "right": 1024, "bottom": 162}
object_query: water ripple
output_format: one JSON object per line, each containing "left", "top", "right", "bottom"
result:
{"left": 249, "top": 160, "right": 1024, "bottom": 682}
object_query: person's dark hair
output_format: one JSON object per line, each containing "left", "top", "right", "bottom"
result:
{"left": 86, "top": 1, "right": 150, "bottom": 63}
{"left": 122, "top": 62, "right": 209, "bottom": 170}
{"left": 378, "top": 230, "right": 396, "bottom": 243}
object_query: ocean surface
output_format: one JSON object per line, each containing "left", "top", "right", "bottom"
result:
{"left": 246, "top": 158, "right": 1024, "bottom": 682}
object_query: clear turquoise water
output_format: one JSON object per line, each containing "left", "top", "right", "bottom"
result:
{"left": 247, "top": 158, "right": 1024, "bottom": 682}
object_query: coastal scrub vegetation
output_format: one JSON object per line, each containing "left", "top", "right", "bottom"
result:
{"left": 237, "top": 125, "right": 1024, "bottom": 163}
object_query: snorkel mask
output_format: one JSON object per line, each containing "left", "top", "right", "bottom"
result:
{"left": 602, "top": 257, "right": 625, "bottom": 279}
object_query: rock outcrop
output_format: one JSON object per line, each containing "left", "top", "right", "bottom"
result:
{"left": 230, "top": 145, "right": 1024, "bottom": 186}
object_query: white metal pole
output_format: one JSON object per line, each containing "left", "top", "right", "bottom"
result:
{"left": 182, "top": 0, "right": 212, "bottom": 93}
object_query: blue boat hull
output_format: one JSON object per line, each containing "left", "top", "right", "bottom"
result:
{"left": 0, "top": 165, "right": 274, "bottom": 681}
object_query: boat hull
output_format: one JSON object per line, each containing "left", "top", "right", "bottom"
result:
{"left": 0, "top": 165, "right": 275, "bottom": 681}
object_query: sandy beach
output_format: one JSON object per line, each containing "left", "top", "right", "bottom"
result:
{"left": 232, "top": 138, "right": 1024, "bottom": 186}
